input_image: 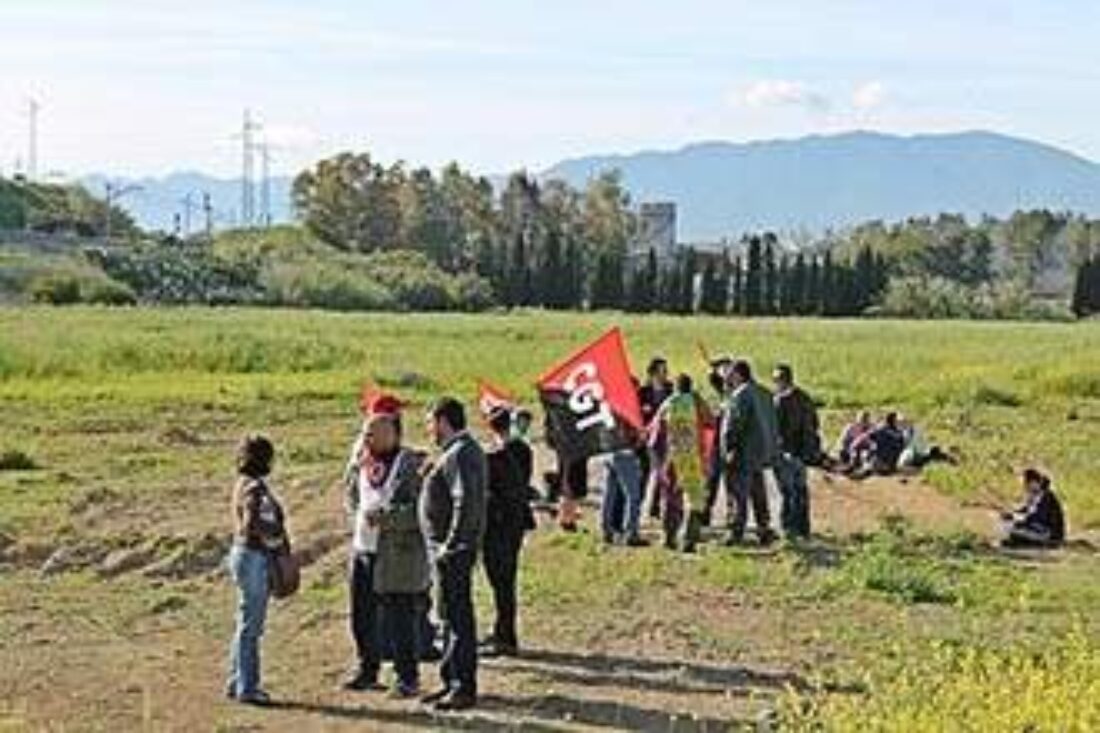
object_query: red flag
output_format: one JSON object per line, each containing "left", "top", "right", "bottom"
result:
{"left": 537, "top": 328, "right": 642, "bottom": 462}
{"left": 477, "top": 380, "right": 515, "bottom": 417}
{"left": 358, "top": 382, "right": 382, "bottom": 415}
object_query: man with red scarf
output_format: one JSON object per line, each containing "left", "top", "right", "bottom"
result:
{"left": 342, "top": 394, "right": 432, "bottom": 699}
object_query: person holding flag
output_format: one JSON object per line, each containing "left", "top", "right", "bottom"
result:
{"left": 537, "top": 328, "right": 645, "bottom": 535}
{"left": 649, "top": 374, "right": 714, "bottom": 552}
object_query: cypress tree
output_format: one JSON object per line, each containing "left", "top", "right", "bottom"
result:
{"left": 680, "top": 247, "right": 697, "bottom": 314}
{"left": 732, "top": 256, "right": 744, "bottom": 316}
{"left": 763, "top": 235, "right": 779, "bottom": 315}
{"left": 539, "top": 228, "right": 564, "bottom": 308}
{"left": 745, "top": 236, "right": 764, "bottom": 316}
{"left": 821, "top": 250, "right": 836, "bottom": 316}
{"left": 807, "top": 255, "right": 822, "bottom": 315}
{"left": 790, "top": 253, "right": 807, "bottom": 316}
{"left": 777, "top": 254, "right": 792, "bottom": 315}
{"left": 564, "top": 237, "right": 583, "bottom": 309}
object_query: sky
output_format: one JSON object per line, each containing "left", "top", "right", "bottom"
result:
{"left": 1, "top": 0, "right": 1098, "bottom": 179}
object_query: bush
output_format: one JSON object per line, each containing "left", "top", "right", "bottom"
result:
{"left": 85, "top": 280, "right": 137, "bottom": 306}
{"left": 881, "top": 276, "right": 1072, "bottom": 320}
{"left": 0, "top": 449, "right": 38, "bottom": 471}
{"left": 30, "top": 275, "right": 82, "bottom": 305}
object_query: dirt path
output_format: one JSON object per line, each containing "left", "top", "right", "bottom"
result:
{"left": 0, "top": 465, "right": 1015, "bottom": 732}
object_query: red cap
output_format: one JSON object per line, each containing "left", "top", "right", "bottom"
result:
{"left": 366, "top": 393, "right": 404, "bottom": 417}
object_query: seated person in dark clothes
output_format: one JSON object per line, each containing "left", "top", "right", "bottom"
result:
{"left": 1000, "top": 468, "right": 1066, "bottom": 549}
{"left": 852, "top": 412, "right": 906, "bottom": 476}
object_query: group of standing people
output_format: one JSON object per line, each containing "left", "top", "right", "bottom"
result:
{"left": 222, "top": 354, "right": 1070, "bottom": 710}
{"left": 225, "top": 394, "right": 535, "bottom": 710}
{"left": 598, "top": 355, "right": 822, "bottom": 552}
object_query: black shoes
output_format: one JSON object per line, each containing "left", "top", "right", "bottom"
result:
{"left": 420, "top": 687, "right": 452, "bottom": 705}
{"left": 343, "top": 670, "right": 385, "bottom": 692}
{"left": 434, "top": 690, "right": 477, "bottom": 711}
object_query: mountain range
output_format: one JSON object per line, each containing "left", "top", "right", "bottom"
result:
{"left": 87, "top": 130, "right": 1100, "bottom": 241}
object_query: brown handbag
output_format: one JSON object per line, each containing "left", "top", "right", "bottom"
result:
{"left": 268, "top": 548, "right": 300, "bottom": 599}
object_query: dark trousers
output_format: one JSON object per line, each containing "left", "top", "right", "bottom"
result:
{"left": 703, "top": 432, "right": 724, "bottom": 521}
{"left": 483, "top": 531, "right": 523, "bottom": 648}
{"left": 726, "top": 464, "right": 771, "bottom": 540}
{"left": 437, "top": 550, "right": 477, "bottom": 696}
{"left": 349, "top": 552, "right": 419, "bottom": 687}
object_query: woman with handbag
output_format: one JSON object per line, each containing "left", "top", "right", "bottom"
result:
{"left": 226, "top": 434, "right": 290, "bottom": 706}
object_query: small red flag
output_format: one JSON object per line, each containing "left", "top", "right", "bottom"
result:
{"left": 477, "top": 380, "right": 516, "bottom": 417}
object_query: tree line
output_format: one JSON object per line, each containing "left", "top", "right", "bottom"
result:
{"left": 291, "top": 153, "right": 889, "bottom": 316}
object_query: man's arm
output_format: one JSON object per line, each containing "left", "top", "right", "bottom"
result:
{"left": 441, "top": 447, "right": 473, "bottom": 558}
{"left": 343, "top": 434, "right": 364, "bottom": 516}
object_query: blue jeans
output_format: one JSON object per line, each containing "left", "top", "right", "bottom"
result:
{"left": 437, "top": 550, "right": 477, "bottom": 697}
{"left": 776, "top": 454, "right": 810, "bottom": 538}
{"left": 601, "top": 450, "right": 642, "bottom": 538}
{"left": 227, "top": 545, "right": 270, "bottom": 697}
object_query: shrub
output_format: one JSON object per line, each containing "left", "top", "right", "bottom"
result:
{"left": 0, "top": 449, "right": 38, "bottom": 471}
{"left": 881, "top": 276, "right": 1072, "bottom": 321}
{"left": 29, "top": 275, "right": 82, "bottom": 305}
{"left": 85, "top": 280, "right": 137, "bottom": 306}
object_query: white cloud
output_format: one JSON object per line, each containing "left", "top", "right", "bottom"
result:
{"left": 260, "top": 124, "right": 320, "bottom": 150}
{"left": 852, "top": 81, "right": 886, "bottom": 110}
{"left": 741, "top": 80, "right": 830, "bottom": 112}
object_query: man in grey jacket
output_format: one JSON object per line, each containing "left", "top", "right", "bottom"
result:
{"left": 419, "top": 397, "right": 487, "bottom": 711}
{"left": 721, "top": 359, "right": 779, "bottom": 546}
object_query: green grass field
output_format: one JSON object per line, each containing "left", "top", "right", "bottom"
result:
{"left": 1, "top": 307, "right": 1099, "bottom": 731}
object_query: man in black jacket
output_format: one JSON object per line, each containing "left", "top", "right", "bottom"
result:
{"left": 419, "top": 397, "right": 487, "bottom": 711}
{"left": 772, "top": 364, "right": 820, "bottom": 539}
{"left": 481, "top": 407, "right": 534, "bottom": 658}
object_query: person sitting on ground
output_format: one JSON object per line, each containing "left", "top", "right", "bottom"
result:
{"left": 835, "top": 410, "right": 873, "bottom": 469}
{"left": 897, "top": 415, "right": 954, "bottom": 469}
{"left": 226, "top": 434, "right": 289, "bottom": 706}
{"left": 851, "top": 412, "right": 906, "bottom": 477}
{"left": 1000, "top": 468, "right": 1066, "bottom": 549}
{"left": 481, "top": 407, "right": 536, "bottom": 658}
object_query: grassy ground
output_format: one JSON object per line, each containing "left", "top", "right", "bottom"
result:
{"left": 1, "top": 307, "right": 1099, "bottom": 731}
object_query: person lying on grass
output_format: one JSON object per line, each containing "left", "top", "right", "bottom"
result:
{"left": 1000, "top": 468, "right": 1066, "bottom": 549}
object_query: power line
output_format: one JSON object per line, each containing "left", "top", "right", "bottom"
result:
{"left": 240, "top": 109, "right": 262, "bottom": 228}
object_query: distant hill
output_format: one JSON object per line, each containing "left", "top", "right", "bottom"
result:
{"left": 543, "top": 131, "right": 1100, "bottom": 241}
{"left": 80, "top": 171, "right": 294, "bottom": 233}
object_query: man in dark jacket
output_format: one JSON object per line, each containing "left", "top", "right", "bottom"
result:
{"left": 772, "top": 364, "right": 820, "bottom": 539}
{"left": 481, "top": 407, "right": 534, "bottom": 658}
{"left": 419, "top": 397, "right": 487, "bottom": 711}
{"left": 1001, "top": 468, "right": 1066, "bottom": 548}
{"left": 721, "top": 359, "right": 779, "bottom": 546}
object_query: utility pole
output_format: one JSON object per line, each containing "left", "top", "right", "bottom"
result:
{"left": 179, "top": 191, "right": 199, "bottom": 239}
{"left": 240, "top": 109, "right": 262, "bottom": 228}
{"left": 202, "top": 192, "right": 214, "bottom": 241}
{"left": 27, "top": 98, "right": 40, "bottom": 182}
{"left": 257, "top": 140, "right": 273, "bottom": 228}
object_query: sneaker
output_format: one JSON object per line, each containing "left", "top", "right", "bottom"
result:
{"left": 724, "top": 533, "right": 746, "bottom": 547}
{"left": 237, "top": 689, "right": 271, "bottom": 706}
{"left": 758, "top": 529, "right": 778, "bottom": 547}
{"left": 343, "top": 670, "right": 384, "bottom": 692}
{"left": 625, "top": 535, "right": 651, "bottom": 548}
{"left": 602, "top": 532, "right": 616, "bottom": 545}
{"left": 434, "top": 690, "right": 477, "bottom": 711}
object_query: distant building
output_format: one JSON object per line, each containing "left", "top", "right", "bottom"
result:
{"left": 630, "top": 201, "right": 678, "bottom": 268}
